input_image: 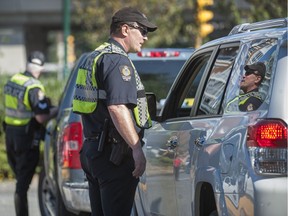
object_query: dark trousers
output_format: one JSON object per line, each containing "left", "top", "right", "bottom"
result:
{"left": 80, "top": 139, "right": 139, "bottom": 216}
{"left": 5, "top": 126, "right": 39, "bottom": 216}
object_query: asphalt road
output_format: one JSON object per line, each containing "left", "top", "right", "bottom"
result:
{"left": 0, "top": 174, "right": 40, "bottom": 216}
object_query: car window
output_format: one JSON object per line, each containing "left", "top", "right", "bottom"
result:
{"left": 245, "top": 38, "right": 278, "bottom": 104}
{"left": 163, "top": 52, "right": 212, "bottom": 119}
{"left": 224, "top": 38, "right": 278, "bottom": 113}
{"left": 197, "top": 46, "right": 239, "bottom": 115}
{"left": 58, "top": 54, "right": 87, "bottom": 110}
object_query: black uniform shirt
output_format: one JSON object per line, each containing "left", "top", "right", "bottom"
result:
{"left": 24, "top": 71, "right": 50, "bottom": 115}
{"left": 239, "top": 88, "right": 263, "bottom": 112}
{"left": 82, "top": 39, "right": 139, "bottom": 138}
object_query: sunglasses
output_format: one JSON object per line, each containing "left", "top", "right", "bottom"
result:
{"left": 245, "top": 70, "right": 260, "bottom": 77}
{"left": 127, "top": 24, "right": 148, "bottom": 37}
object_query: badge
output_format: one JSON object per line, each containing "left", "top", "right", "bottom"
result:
{"left": 38, "top": 102, "right": 48, "bottom": 110}
{"left": 38, "top": 90, "right": 45, "bottom": 100}
{"left": 247, "top": 103, "right": 254, "bottom": 111}
{"left": 119, "top": 65, "right": 132, "bottom": 81}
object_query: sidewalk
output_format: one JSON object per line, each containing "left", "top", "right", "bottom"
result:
{"left": 0, "top": 175, "right": 40, "bottom": 216}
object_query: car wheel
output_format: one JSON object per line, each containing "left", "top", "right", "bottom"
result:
{"left": 38, "top": 168, "right": 56, "bottom": 216}
{"left": 38, "top": 168, "right": 78, "bottom": 216}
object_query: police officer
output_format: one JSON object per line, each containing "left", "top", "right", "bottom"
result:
{"left": 3, "top": 51, "right": 58, "bottom": 216}
{"left": 73, "top": 7, "right": 157, "bottom": 216}
{"left": 239, "top": 62, "right": 266, "bottom": 111}
{"left": 226, "top": 62, "right": 266, "bottom": 112}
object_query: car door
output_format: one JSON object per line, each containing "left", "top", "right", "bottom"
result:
{"left": 141, "top": 43, "right": 240, "bottom": 216}
{"left": 140, "top": 49, "right": 214, "bottom": 216}
{"left": 173, "top": 44, "right": 240, "bottom": 216}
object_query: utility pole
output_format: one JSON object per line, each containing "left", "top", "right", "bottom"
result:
{"left": 63, "top": 0, "right": 70, "bottom": 79}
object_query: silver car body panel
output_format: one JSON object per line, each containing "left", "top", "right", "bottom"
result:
{"left": 137, "top": 24, "right": 287, "bottom": 216}
{"left": 62, "top": 181, "right": 90, "bottom": 212}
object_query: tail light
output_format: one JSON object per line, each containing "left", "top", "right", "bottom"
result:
{"left": 247, "top": 119, "right": 287, "bottom": 175}
{"left": 61, "top": 122, "right": 83, "bottom": 169}
{"left": 137, "top": 51, "right": 180, "bottom": 57}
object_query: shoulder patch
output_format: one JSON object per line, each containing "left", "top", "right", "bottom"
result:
{"left": 247, "top": 103, "right": 254, "bottom": 111}
{"left": 119, "top": 65, "right": 132, "bottom": 81}
{"left": 38, "top": 102, "right": 48, "bottom": 110}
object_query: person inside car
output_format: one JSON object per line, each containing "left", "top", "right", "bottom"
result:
{"left": 239, "top": 62, "right": 266, "bottom": 111}
{"left": 226, "top": 62, "right": 266, "bottom": 112}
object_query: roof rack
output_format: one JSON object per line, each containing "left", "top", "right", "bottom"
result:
{"left": 228, "top": 18, "right": 288, "bottom": 35}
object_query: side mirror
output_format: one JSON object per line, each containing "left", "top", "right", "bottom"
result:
{"left": 146, "top": 92, "right": 157, "bottom": 121}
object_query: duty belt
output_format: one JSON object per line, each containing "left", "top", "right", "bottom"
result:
{"left": 84, "top": 134, "right": 101, "bottom": 142}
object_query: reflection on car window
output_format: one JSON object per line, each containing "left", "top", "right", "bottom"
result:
{"left": 246, "top": 38, "right": 277, "bottom": 101}
{"left": 225, "top": 38, "right": 278, "bottom": 113}
{"left": 198, "top": 46, "right": 239, "bottom": 115}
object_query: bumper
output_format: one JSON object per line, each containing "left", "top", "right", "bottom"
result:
{"left": 62, "top": 182, "right": 91, "bottom": 212}
{"left": 254, "top": 177, "right": 287, "bottom": 216}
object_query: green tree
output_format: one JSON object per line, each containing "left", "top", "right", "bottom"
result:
{"left": 246, "top": 0, "right": 287, "bottom": 21}
{"left": 71, "top": 0, "right": 287, "bottom": 54}
{"left": 71, "top": 0, "right": 197, "bottom": 54}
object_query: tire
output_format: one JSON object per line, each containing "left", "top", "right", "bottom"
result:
{"left": 38, "top": 168, "right": 78, "bottom": 216}
{"left": 38, "top": 168, "right": 57, "bottom": 216}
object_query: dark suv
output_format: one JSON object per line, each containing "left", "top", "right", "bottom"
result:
{"left": 37, "top": 48, "right": 194, "bottom": 215}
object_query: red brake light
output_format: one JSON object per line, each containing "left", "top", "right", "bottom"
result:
{"left": 137, "top": 51, "right": 180, "bottom": 57}
{"left": 62, "top": 122, "right": 83, "bottom": 169}
{"left": 247, "top": 119, "right": 287, "bottom": 175}
{"left": 248, "top": 119, "right": 287, "bottom": 148}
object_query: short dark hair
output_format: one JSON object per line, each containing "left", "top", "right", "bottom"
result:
{"left": 110, "top": 21, "right": 121, "bottom": 35}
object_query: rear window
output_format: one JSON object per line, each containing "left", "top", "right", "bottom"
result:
{"left": 133, "top": 59, "right": 187, "bottom": 101}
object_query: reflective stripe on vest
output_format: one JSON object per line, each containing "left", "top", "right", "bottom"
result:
{"left": 132, "top": 64, "right": 152, "bottom": 128}
{"left": 72, "top": 42, "right": 152, "bottom": 129}
{"left": 4, "top": 73, "right": 45, "bottom": 126}
{"left": 225, "top": 91, "right": 262, "bottom": 112}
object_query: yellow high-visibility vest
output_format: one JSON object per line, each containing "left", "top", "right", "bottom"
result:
{"left": 72, "top": 42, "right": 151, "bottom": 129}
{"left": 4, "top": 73, "right": 45, "bottom": 126}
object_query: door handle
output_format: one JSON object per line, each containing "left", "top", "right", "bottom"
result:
{"left": 167, "top": 136, "right": 178, "bottom": 150}
{"left": 194, "top": 136, "right": 205, "bottom": 147}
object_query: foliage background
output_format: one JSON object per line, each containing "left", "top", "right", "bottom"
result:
{"left": 71, "top": 0, "right": 287, "bottom": 56}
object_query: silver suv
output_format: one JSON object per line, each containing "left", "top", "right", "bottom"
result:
{"left": 134, "top": 18, "right": 288, "bottom": 216}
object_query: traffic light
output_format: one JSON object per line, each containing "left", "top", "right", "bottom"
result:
{"left": 67, "top": 35, "right": 76, "bottom": 63}
{"left": 197, "top": 0, "right": 214, "bottom": 38}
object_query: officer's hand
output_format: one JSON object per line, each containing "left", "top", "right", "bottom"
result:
{"left": 132, "top": 147, "right": 146, "bottom": 178}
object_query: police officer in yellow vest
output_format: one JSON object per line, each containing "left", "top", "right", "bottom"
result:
{"left": 3, "top": 51, "right": 58, "bottom": 216}
{"left": 73, "top": 7, "right": 157, "bottom": 216}
{"left": 226, "top": 62, "right": 266, "bottom": 112}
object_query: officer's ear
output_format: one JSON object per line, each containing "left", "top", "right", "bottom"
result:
{"left": 255, "top": 75, "right": 262, "bottom": 85}
{"left": 121, "top": 24, "right": 130, "bottom": 37}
